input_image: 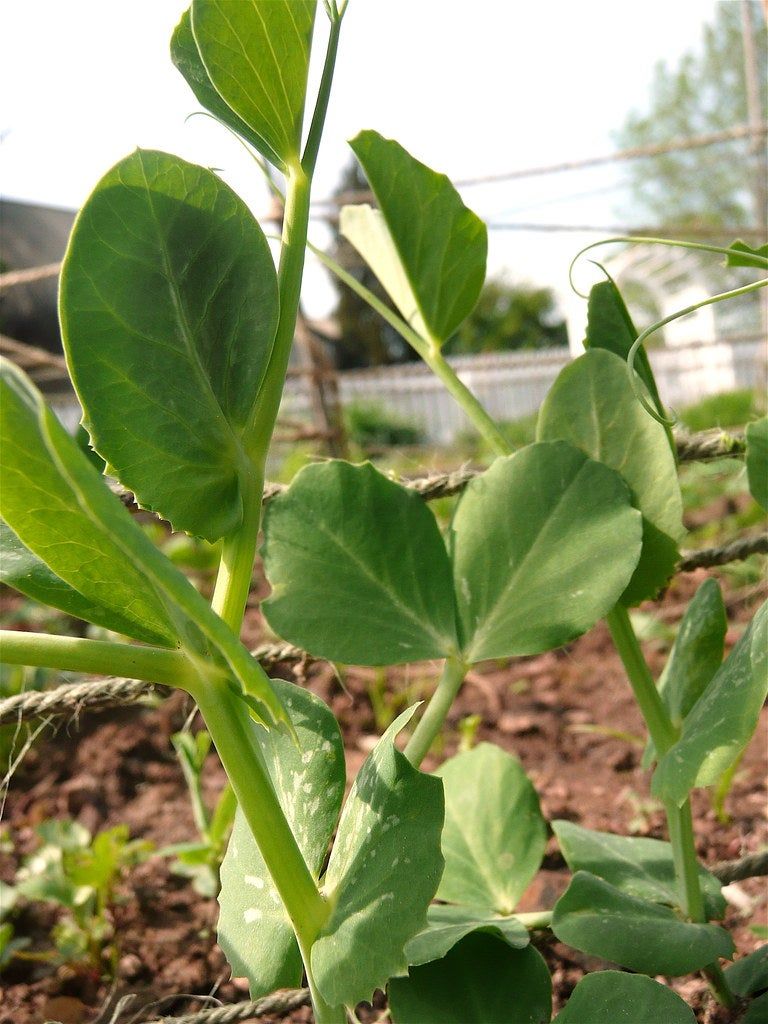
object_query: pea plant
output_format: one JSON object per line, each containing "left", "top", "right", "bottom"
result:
{"left": 1, "top": 3, "right": 766, "bottom": 1022}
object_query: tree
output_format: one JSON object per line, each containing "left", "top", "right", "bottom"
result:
{"left": 444, "top": 276, "right": 567, "bottom": 356}
{"left": 615, "top": 1, "right": 767, "bottom": 234}
{"left": 328, "top": 161, "right": 568, "bottom": 368}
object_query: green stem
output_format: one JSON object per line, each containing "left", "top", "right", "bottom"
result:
{"left": 0, "top": 630, "right": 194, "bottom": 688}
{"left": 211, "top": 466, "right": 263, "bottom": 631}
{"left": 626, "top": 278, "right": 768, "bottom": 424}
{"left": 605, "top": 606, "right": 735, "bottom": 1007}
{"left": 424, "top": 346, "right": 512, "bottom": 456}
{"left": 404, "top": 656, "right": 469, "bottom": 767}
{"left": 245, "top": 164, "right": 312, "bottom": 462}
{"left": 605, "top": 607, "right": 677, "bottom": 754}
{"left": 665, "top": 798, "right": 706, "bottom": 922}
{"left": 307, "top": 244, "right": 512, "bottom": 457}
{"left": 193, "top": 679, "right": 328, "bottom": 950}
{"left": 301, "top": 8, "right": 344, "bottom": 178}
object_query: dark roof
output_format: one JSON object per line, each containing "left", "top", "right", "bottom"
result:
{"left": 0, "top": 198, "right": 75, "bottom": 353}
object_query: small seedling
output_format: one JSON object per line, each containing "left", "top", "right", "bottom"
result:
{"left": 161, "top": 728, "right": 236, "bottom": 897}
{"left": 14, "top": 819, "right": 152, "bottom": 971}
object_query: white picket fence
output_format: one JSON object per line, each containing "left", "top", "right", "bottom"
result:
{"left": 282, "top": 337, "right": 767, "bottom": 445}
{"left": 49, "top": 336, "right": 766, "bottom": 446}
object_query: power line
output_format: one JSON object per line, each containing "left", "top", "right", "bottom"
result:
{"left": 483, "top": 222, "right": 765, "bottom": 236}
{"left": 312, "top": 123, "right": 768, "bottom": 207}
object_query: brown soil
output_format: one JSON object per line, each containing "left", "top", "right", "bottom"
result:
{"left": 1, "top": 569, "right": 766, "bottom": 1024}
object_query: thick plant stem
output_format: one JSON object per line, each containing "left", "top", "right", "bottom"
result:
{"left": 192, "top": 680, "right": 328, "bottom": 950}
{"left": 666, "top": 798, "right": 706, "bottom": 922}
{"left": 246, "top": 166, "right": 312, "bottom": 462}
{"left": 404, "top": 656, "right": 469, "bottom": 767}
{"left": 212, "top": 467, "right": 264, "bottom": 632}
{"left": 0, "top": 630, "right": 194, "bottom": 688}
{"left": 606, "top": 604, "right": 735, "bottom": 1007}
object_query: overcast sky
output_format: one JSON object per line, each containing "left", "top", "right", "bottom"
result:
{"left": 1, "top": 0, "right": 722, "bottom": 328}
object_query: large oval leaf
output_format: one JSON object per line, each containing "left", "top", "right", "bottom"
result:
{"left": 537, "top": 348, "right": 686, "bottom": 605}
{"left": 436, "top": 744, "right": 546, "bottom": 914}
{"left": 552, "top": 871, "right": 734, "bottom": 975}
{"left": 553, "top": 972, "right": 696, "bottom": 1024}
{"left": 404, "top": 903, "right": 529, "bottom": 967}
{"left": 0, "top": 360, "right": 289, "bottom": 732}
{"left": 311, "top": 708, "right": 444, "bottom": 1007}
{"left": 60, "top": 149, "right": 279, "bottom": 541}
{"left": 552, "top": 820, "right": 725, "bottom": 920}
{"left": 262, "top": 461, "right": 459, "bottom": 665}
{"left": 653, "top": 601, "right": 768, "bottom": 806}
{"left": 450, "top": 441, "right": 642, "bottom": 662}
{"left": 190, "top": 0, "right": 316, "bottom": 169}
{"left": 0, "top": 521, "right": 170, "bottom": 646}
{"left": 389, "top": 935, "right": 551, "bottom": 1024}
{"left": 350, "top": 130, "right": 487, "bottom": 345}
{"left": 0, "top": 359, "right": 177, "bottom": 647}
{"left": 218, "top": 679, "right": 345, "bottom": 997}
{"left": 171, "top": 9, "right": 282, "bottom": 168}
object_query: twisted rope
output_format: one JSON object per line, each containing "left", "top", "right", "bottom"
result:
{"left": 2, "top": 523, "right": 764, "bottom": 727}
{"left": 679, "top": 533, "right": 768, "bottom": 572}
{"left": 673, "top": 427, "right": 746, "bottom": 463}
{"left": 113, "top": 430, "right": 747, "bottom": 515}
{"left": 711, "top": 850, "right": 768, "bottom": 886}
{"left": 0, "top": 642, "right": 306, "bottom": 726}
{"left": 146, "top": 988, "right": 310, "bottom": 1024}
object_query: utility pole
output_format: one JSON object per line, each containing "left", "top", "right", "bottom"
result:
{"left": 740, "top": 0, "right": 767, "bottom": 344}
{"left": 740, "top": 0, "right": 767, "bottom": 230}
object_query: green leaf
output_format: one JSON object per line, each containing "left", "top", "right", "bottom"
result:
{"left": 552, "top": 871, "right": 734, "bottom": 975}
{"left": 653, "top": 602, "right": 768, "bottom": 805}
{"left": 644, "top": 578, "right": 727, "bottom": 767}
{"left": 746, "top": 418, "right": 768, "bottom": 511}
{"left": 349, "top": 130, "right": 487, "bottom": 344}
{"left": 451, "top": 441, "right": 643, "bottom": 662}
{"left": 725, "top": 945, "right": 768, "bottom": 997}
{"left": 725, "top": 240, "right": 768, "bottom": 269}
{"left": 339, "top": 204, "right": 428, "bottom": 338}
{"left": 552, "top": 820, "right": 725, "bottom": 920}
{"left": 743, "top": 992, "right": 768, "bottom": 1024}
{"left": 60, "top": 148, "right": 279, "bottom": 542}
{"left": 0, "top": 359, "right": 177, "bottom": 646}
{"left": 0, "top": 521, "right": 167, "bottom": 645}
{"left": 537, "top": 348, "right": 686, "bottom": 605}
{"left": 1, "top": 360, "right": 289, "bottom": 733}
{"left": 171, "top": 9, "right": 282, "bottom": 168}
{"left": 389, "top": 934, "right": 551, "bottom": 1024}
{"left": 659, "top": 578, "right": 727, "bottom": 727}
{"left": 435, "top": 744, "right": 546, "bottom": 913}
{"left": 311, "top": 708, "right": 445, "bottom": 1007}
{"left": 585, "top": 276, "right": 668, "bottom": 432}
{"left": 218, "top": 679, "right": 345, "bottom": 997}
{"left": 190, "top": 0, "right": 316, "bottom": 169}
{"left": 404, "top": 903, "right": 529, "bottom": 967}
{"left": 262, "top": 461, "right": 458, "bottom": 665}
{"left": 552, "top": 972, "right": 696, "bottom": 1023}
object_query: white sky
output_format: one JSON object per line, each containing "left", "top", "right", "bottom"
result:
{"left": 1, "top": 0, "right": 722, "bottom": 330}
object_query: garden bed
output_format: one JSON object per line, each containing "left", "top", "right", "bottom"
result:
{"left": 1, "top": 567, "right": 765, "bottom": 1024}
